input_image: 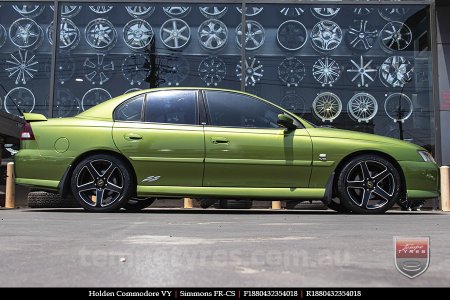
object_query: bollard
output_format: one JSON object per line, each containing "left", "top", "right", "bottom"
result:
{"left": 272, "top": 200, "right": 282, "bottom": 210}
{"left": 183, "top": 197, "right": 193, "bottom": 209}
{"left": 440, "top": 166, "right": 450, "bottom": 212}
{"left": 5, "top": 162, "right": 15, "bottom": 209}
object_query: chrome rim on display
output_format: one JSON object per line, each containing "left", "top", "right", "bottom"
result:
{"left": 384, "top": 93, "right": 413, "bottom": 122}
{"left": 354, "top": 8, "right": 374, "bottom": 16}
{"left": 47, "top": 19, "right": 80, "bottom": 50}
{"left": 55, "top": 57, "right": 75, "bottom": 84}
{"left": 278, "top": 57, "right": 305, "bottom": 87}
{"left": 348, "top": 93, "right": 378, "bottom": 123}
{"left": 312, "top": 57, "right": 341, "bottom": 87}
{"left": 123, "top": 19, "right": 154, "bottom": 50}
{"left": 346, "top": 20, "right": 378, "bottom": 52}
{"left": 89, "top": 6, "right": 113, "bottom": 14}
{"left": 199, "top": 7, "right": 228, "bottom": 19}
{"left": 198, "top": 19, "right": 228, "bottom": 51}
{"left": 345, "top": 160, "right": 396, "bottom": 210}
{"left": 158, "top": 56, "right": 189, "bottom": 86}
{"left": 378, "top": 7, "right": 410, "bottom": 21}
{"left": 313, "top": 92, "right": 342, "bottom": 122}
{"left": 280, "top": 93, "right": 305, "bottom": 116}
{"left": 3, "top": 87, "right": 35, "bottom": 115}
{"left": 122, "top": 54, "right": 151, "bottom": 86}
{"left": 5, "top": 50, "right": 38, "bottom": 85}
{"left": 82, "top": 88, "right": 112, "bottom": 111}
{"left": 311, "top": 8, "right": 340, "bottom": 19}
{"left": 125, "top": 6, "right": 155, "bottom": 19}
{"left": 9, "top": 18, "right": 43, "bottom": 50}
{"left": 379, "top": 56, "right": 414, "bottom": 88}
{"left": 160, "top": 18, "right": 190, "bottom": 49}
{"left": 279, "top": 7, "right": 305, "bottom": 17}
{"left": 236, "top": 7, "right": 263, "bottom": 16}
{"left": 50, "top": 5, "right": 82, "bottom": 18}
{"left": 310, "top": 20, "right": 342, "bottom": 52}
{"left": 85, "top": 18, "right": 117, "bottom": 51}
{"left": 163, "top": 7, "right": 191, "bottom": 18}
{"left": 198, "top": 56, "right": 226, "bottom": 86}
{"left": 54, "top": 89, "right": 80, "bottom": 118}
{"left": 276, "top": 20, "right": 308, "bottom": 51}
{"left": 380, "top": 21, "right": 412, "bottom": 51}
{"left": 12, "top": 5, "right": 44, "bottom": 18}
{"left": 75, "top": 159, "right": 124, "bottom": 208}
{"left": 0, "top": 25, "right": 7, "bottom": 48}
{"left": 236, "top": 21, "right": 265, "bottom": 51}
{"left": 236, "top": 57, "right": 264, "bottom": 87}
{"left": 83, "top": 54, "right": 115, "bottom": 85}
{"left": 124, "top": 88, "right": 142, "bottom": 94}
{"left": 346, "top": 56, "right": 377, "bottom": 88}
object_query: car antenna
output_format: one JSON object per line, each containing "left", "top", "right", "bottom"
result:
{"left": 0, "top": 83, "right": 24, "bottom": 117}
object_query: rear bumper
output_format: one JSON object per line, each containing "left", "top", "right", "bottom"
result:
{"left": 399, "top": 161, "right": 439, "bottom": 199}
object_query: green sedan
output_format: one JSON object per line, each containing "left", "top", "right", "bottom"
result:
{"left": 14, "top": 88, "right": 439, "bottom": 213}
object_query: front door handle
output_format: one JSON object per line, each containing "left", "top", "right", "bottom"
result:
{"left": 210, "top": 137, "right": 229, "bottom": 144}
{"left": 124, "top": 133, "right": 143, "bottom": 141}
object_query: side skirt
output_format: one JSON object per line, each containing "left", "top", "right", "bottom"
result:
{"left": 137, "top": 186, "right": 325, "bottom": 200}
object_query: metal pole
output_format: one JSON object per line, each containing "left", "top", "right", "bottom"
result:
{"left": 240, "top": 1, "right": 247, "bottom": 92}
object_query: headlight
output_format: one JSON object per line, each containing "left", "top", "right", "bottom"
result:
{"left": 418, "top": 151, "right": 436, "bottom": 163}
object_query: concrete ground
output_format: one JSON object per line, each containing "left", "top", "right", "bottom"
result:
{"left": 0, "top": 208, "right": 449, "bottom": 287}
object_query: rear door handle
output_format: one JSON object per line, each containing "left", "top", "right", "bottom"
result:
{"left": 124, "top": 133, "right": 143, "bottom": 141}
{"left": 210, "top": 137, "right": 229, "bottom": 144}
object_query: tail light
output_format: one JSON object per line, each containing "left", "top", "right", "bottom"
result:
{"left": 20, "top": 122, "right": 35, "bottom": 140}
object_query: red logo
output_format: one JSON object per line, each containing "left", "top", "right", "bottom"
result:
{"left": 394, "top": 237, "right": 430, "bottom": 278}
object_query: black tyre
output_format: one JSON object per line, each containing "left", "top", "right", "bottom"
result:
{"left": 337, "top": 154, "right": 402, "bottom": 214}
{"left": 123, "top": 198, "right": 155, "bottom": 211}
{"left": 28, "top": 191, "right": 79, "bottom": 208}
{"left": 70, "top": 154, "right": 134, "bottom": 212}
{"left": 396, "top": 197, "right": 426, "bottom": 211}
{"left": 199, "top": 199, "right": 216, "bottom": 209}
{"left": 219, "top": 199, "right": 253, "bottom": 209}
{"left": 327, "top": 199, "right": 351, "bottom": 213}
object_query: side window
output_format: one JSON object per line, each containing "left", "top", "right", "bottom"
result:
{"left": 205, "top": 91, "right": 283, "bottom": 128}
{"left": 144, "top": 90, "right": 197, "bottom": 125}
{"left": 114, "top": 95, "right": 144, "bottom": 122}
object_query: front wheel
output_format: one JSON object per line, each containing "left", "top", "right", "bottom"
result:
{"left": 70, "top": 154, "right": 134, "bottom": 212}
{"left": 337, "top": 155, "right": 402, "bottom": 214}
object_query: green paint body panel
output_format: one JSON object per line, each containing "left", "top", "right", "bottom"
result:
{"left": 14, "top": 88, "right": 439, "bottom": 201}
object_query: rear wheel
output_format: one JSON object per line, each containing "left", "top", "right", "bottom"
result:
{"left": 123, "top": 198, "right": 155, "bottom": 211}
{"left": 70, "top": 154, "right": 134, "bottom": 212}
{"left": 337, "top": 154, "right": 401, "bottom": 214}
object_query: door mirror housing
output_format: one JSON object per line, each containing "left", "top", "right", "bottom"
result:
{"left": 277, "top": 114, "right": 297, "bottom": 130}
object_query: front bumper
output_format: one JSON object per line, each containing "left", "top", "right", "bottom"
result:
{"left": 399, "top": 161, "right": 439, "bottom": 199}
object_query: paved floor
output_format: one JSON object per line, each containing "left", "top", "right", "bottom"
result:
{"left": 0, "top": 208, "right": 449, "bottom": 287}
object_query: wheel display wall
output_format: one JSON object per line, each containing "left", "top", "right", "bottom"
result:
{"left": 0, "top": 2, "right": 434, "bottom": 151}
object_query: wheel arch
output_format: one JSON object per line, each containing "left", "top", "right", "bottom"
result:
{"left": 331, "top": 150, "right": 406, "bottom": 197}
{"left": 59, "top": 149, "right": 137, "bottom": 198}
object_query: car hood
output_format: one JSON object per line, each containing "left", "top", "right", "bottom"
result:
{"left": 305, "top": 127, "right": 424, "bottom": 150}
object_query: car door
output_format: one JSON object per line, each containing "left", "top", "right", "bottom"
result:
{"left": 202, "top": 90, "right": 312, "bottom": 188}
{"left": 113, "top": 90, "right": 204, "bottom": 187}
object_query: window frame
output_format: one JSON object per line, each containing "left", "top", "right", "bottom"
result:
{"left": 201, "top": 90, "right": 304, "bottom": 130}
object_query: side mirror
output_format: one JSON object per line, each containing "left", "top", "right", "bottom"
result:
{"left": 277, "top": 114, "right": 296, "bottom": 130}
